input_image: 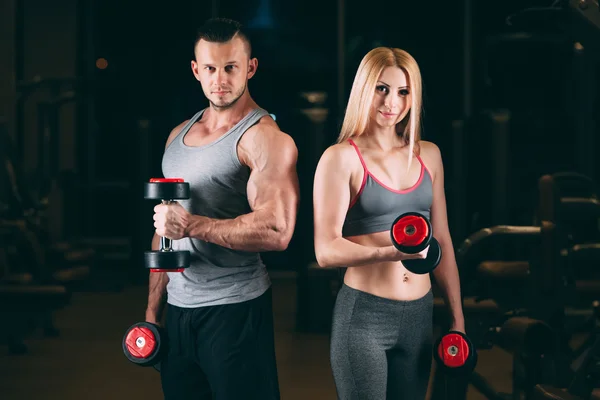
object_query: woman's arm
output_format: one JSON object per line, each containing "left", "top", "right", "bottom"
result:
{"left": 426, "top": 142, "right": 465, "bottom": 332}
{"left": 313, "top": 145, "right": 421, "bottom": 268}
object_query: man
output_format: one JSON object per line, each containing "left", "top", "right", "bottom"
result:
{"left": 146, "top": 17, "right": 299, "bottom": 400}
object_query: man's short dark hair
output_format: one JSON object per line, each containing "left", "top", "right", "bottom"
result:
{"left": 194, "top": 18, "right": 252, "bottom": 58}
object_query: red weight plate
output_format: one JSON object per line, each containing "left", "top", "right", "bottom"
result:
{"left": 437, "top": 333, "right": 470, "bottom": 368}
{"left": 150, "top": 268, "right": 184, "bottom": 273}
{"left": 392, "top": 215, "right": 429, "bottom": 247}
{"left": 149, "top": 178, "right": 184, "bottom": 183}
{"left": 125, "top": 326, "right": 157, "bottom": 359}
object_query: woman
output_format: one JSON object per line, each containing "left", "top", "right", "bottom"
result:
{"left": 313, "top": 47, "right": 464, "bottom": 399}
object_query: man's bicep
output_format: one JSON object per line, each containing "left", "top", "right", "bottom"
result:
{"left": 248, "top": 161, "right": 299, "bottom": 212}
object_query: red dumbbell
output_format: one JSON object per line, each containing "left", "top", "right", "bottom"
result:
{"left": 434, "top": 331, "right": 478, "bottom": 376}
{"left": 122, "top": 321, "right": 166, "bottom": 371}
{"left": 390, "top": 212, "right": 442, "bottom": 274}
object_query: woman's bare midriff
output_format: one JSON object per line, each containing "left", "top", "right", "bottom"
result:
{"left": 344, "top": 231, "right": 432, "bottom": 301}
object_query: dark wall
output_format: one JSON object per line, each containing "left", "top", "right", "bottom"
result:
{"left": 10, "top": 0, "right": 79, "bottom": 242}
{"left": 20, "top": 0, "right": 78, "bottom": 173}
{"left": 6, "top": 0, "right": 600, "bottom": 269}
{"left": 0, "top": 0, "right": 16, "bottom": 137}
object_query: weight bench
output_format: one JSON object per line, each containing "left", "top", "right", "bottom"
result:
{"left": 456, "top": 225, "right": 543, "bottom": 316}
{"left": 430, "top": 311, "right": 557, "bottom": 400}
{"left": 469, "top": 316, "right": 556, "bottom": 400}
{"left": 476, "top": 261, "right": 531, "bottom": 310}
{"left": 559, "top": 244, "right": 600, "bottom": 310}
{"left": 477, "top": 261, "right": 530, "bottom": 281}
{"left": 534, "top": 385, "right": 584, "bottom": 400}
{"left": 534, "top": 332, "right": 600, "bottom": 400}
{"left": 495, "top": 316, "right": 555, "bottom": 356}
{"left": 457, "top": 225, "right": 540, "bottom": 290}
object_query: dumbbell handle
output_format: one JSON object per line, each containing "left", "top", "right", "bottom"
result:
{"left": 160, "top": 236, "right": 172, "bottom": 251}
{"left": 160, "top": 200, "right": 173, "bottom": 252}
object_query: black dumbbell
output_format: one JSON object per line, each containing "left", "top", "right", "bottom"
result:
{"left": 122, "top": 321, "right": 166, "bottom": 371}
{"left": 144, "top": 178, "right": 191, "bottom": 273}
{"left": 433, "top": 331, "right": 478, "bottom": 376}
{"left": 390, "top": 212, "right": 442, "bottom": 274}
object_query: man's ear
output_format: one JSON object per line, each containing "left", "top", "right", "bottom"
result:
{"left": 191, "top": 60, "right": 201, "bottom": 82}
{"left": 247, "top": 57, "right": 258, "bottom": 80}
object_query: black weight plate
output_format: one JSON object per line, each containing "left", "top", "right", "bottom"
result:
{"left": 402, "top": 238, "right": 442, "bottom": 274}
{"left": 144, "top": 251, "right": 190, "bottom": 270}
{"left": 144, "top": 182, "right": 190, "bottom": 200}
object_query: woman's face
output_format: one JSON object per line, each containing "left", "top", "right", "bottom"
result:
{"left": 369, "top": 66, "right": 412, "bottom": 129}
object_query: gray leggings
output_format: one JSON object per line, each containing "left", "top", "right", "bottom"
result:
{"left": 330, "top": 284, "right": 434, "bottom": 400}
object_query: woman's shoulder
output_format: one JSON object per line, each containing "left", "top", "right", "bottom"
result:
{"left": 416, "top": 140, "right": 443, "bottom": 174}
{"left": 417, "top": 140, "right": 442, "bottom": 160}
{"left": 318, "top": 140, "right": 361, "bottom": 171}
{"left": 323, "top": 140, "right": 361, "bottom": 159}
{"left": 418, "top": 140, "right": 439, "bottom": 154}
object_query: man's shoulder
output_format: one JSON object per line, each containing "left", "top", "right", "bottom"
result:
{"left": 164, "top": 119, "right": 190, "bottom": 149}
{"left": 245, "top": 113, "right": 296, "bottom": 149}
{"left": 237, "top": 113, "right": 297, "bottom": 168}
{"left": 173, "top": 119, "right": 191, "bottom": 133}
{"left": 253, "top": 110, "right": 281, "bottom": 133}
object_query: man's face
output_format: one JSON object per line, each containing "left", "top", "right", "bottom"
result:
{"left": 191, "top": 36, "right": 257, "bottom": 110}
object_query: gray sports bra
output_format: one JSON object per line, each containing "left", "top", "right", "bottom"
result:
{"left": 342, "top": 139, "right": 434, "bottom": 237}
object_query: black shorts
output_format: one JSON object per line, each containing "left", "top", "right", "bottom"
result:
{"left": 160, "top": 288, "right": 280, "bottom": 400}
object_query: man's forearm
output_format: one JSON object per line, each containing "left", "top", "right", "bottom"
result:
{"left": 185, "top": 210, "right": 291, "bottom": 252}
{"left": 432, "top": 237, "right": 464, "bottom": 327}
{"left": 146, "top": 272, "right": 169, "bottom": 322}
{"left": 146, "top": 234, "right": 169, "bottom": 323}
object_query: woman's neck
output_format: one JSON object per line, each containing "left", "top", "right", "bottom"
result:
{"left": 359, "top": 128, "right": 405, "bottom": 152}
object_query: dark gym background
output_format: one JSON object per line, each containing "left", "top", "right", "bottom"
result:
{"left": 0, "top": 0, "right": 599, "bottom": 399}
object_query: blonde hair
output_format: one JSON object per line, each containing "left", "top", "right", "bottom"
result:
{"left": 337, "top": 47, "right": 423, "bottom": 170}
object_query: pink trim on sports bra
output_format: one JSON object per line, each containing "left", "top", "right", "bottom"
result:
{"left": 347, "top": 139, "right": 428, "bottom": 209}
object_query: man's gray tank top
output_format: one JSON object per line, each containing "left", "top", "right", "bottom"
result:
{"left": 161, "top": 107, "right": 271, "bottom": 308}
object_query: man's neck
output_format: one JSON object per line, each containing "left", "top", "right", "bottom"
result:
{"left": 205, "top": 95, "right": 257, "bottom": 130}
